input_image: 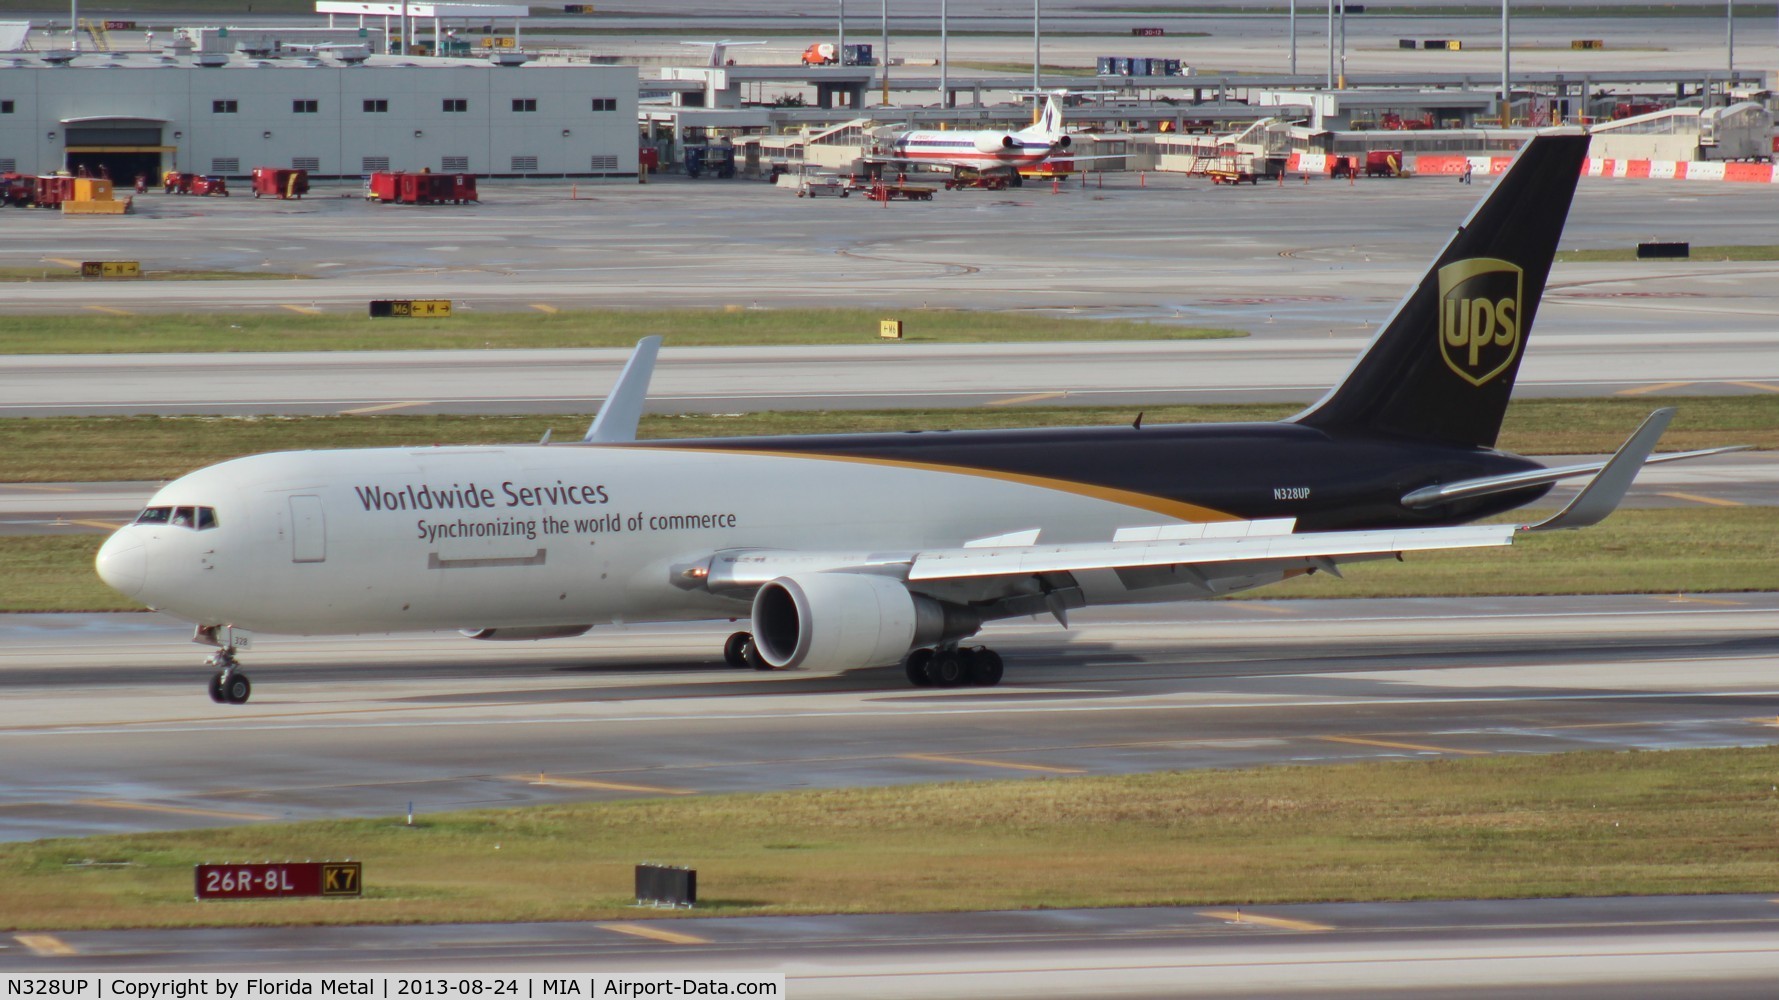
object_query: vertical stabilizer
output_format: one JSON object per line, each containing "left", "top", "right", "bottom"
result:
{"left": 1292, "top": 131, "right": 1590, "bottom": 448}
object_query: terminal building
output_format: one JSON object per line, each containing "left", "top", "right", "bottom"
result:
{"left": 0, "top": 50, "right": 639, "bottom": 182}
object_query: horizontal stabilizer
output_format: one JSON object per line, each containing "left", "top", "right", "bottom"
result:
{"left": 584, "top": 336, "right": 662, "bottom": 444}
{"left": 1402, "top": 444, "right": 1745, "bottom": 508}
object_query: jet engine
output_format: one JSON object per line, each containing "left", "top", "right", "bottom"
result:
{"left": 462, "top": 626, "right": 592, "bottom": 641}
{"left": 1054, "top": 134, "right": 1072, "bottom": 149}
{"left": 973, "top": 134, "right": 1020, "bottom": 154}
{"left": 750, "top": 573, "right": 980, "bottom": 670}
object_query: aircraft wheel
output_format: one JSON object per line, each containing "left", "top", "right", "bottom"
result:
{"left": 221, "top": 672, "right": 252, "bottom": 705}
{"left": 723, "top": 631, "right": 753, "bottom": 668}
{"left": 904, "top": 649, "right": 935, "bottom": 687}
{"left": 927, "top": 650, "right": 965, "bottom": 687}
{"left": 967, "top": 648, "right": 1004, "bottom": 687}
{"left": 208, "top": 671, "right": 227, "bottom": 703}
{"left": 743, "top": 638, "right": 772, "bottom": 671}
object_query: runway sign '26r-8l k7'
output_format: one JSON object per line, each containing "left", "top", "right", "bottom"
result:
{"left": 194, "top": 861, "right": 362, "bottom": 900}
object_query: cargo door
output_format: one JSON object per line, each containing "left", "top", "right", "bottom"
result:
{"left": 288, "top": 494, "right": 326, "bottom": 563}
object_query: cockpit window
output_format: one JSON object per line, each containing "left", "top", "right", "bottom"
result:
{"left": 134, "top": 505, "right": 219, "bottom": 530}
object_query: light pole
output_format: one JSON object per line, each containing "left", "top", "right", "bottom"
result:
{"left": 940, "top": 0, "right": 948, "bottom": 108}
{"left": 881, "top": 0, "right": 889, "bottom": 104}
{"left": 838, "top": 0, "right": 845, "bottom": 56}
{"left": 1033, "top": 0, "right": 1042, "bottom": 92}
{"left": 1338, "top": 0, "right": 1347, "bottom": 88}
{"left": 1726, "top": 0, "right": 1735, "bottom": 88}
{"left": 1325, "top": 0, "right": 1334, "bottom": 89}
{"left": 1289, "top": 0, "right": 1296, "bottom": 75}
{"left": 1501, "top": 0, "right": 1512, "bottom": 126}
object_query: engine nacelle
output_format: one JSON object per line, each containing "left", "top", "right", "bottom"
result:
{"left": 1054, "top": 134, "right": 1072, "bottom": 150}
{"left": 461, "top": 625, "right": 592, "bottom": 641}
{"left": 974, "top": 134, "right": 1020, "bottom": 154}
{"left": 751, "top": 573, "right": 979, "bottom": 671}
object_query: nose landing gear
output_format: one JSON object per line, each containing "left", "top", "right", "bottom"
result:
{"left": 206, "top": 648, "right": 252, "bottom": 704}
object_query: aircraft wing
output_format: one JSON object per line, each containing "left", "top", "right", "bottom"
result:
{"left": 690, "top": 518, "right": 1516, "bottom": 597}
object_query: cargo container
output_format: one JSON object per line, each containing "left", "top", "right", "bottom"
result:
{"left": 368, "top": 170, "right": 478, "bottom": 204}
{"left": 190, "top": 175, "right": 230, "bottom": 196}
{"left": 34, "top": 175, "right": 76, "bottom": 208}
{"left": 252, "top": 167, "right": 310, "bottom": 199}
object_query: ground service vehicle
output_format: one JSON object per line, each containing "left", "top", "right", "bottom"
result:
{"left": 252, "top": 167, "right": 310, "bottom": 199}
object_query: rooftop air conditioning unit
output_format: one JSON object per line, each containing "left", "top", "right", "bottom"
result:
{"left": 490, "top": 51, "right": 530, "bottom": 67}
{"left": 196, "top": 52, "right": 230, "bottom": 67}
{"left": 41, "top": 50, "right": 78, "bottom": 66}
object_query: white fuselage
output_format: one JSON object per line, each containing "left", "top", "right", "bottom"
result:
{"left": 96, "top": 445, "right": 1258, "bottom": 636}
{"left": 887, "top": 131, "right": 1061, "bottom": 170}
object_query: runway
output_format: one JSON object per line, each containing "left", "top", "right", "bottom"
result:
{"left": 6, "top": 330, "right": 1779, "bottom": 418}
{"left": 5, "top": 894, "right": 1779, "bottom": 998}
{"left": 3, "top": 593, "right": 1776, "bottom": 843}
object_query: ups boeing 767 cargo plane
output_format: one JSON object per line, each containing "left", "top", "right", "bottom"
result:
{"left": 95, "top": 132, "right": 1734, "bottom": 704}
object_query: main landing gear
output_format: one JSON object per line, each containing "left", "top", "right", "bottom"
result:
{"left": 206, "top": 648, "right": 252, "bottom": 704}
{"left": 903, "top": 645, "right": 1004, "bottom": 688}
{"left": 723, "top": 631, "right": 772, "bottom": 671}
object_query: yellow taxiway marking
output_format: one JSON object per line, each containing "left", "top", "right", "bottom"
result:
{"left": 1661, "top": 594, "right": 1746, "bottom": 606}
{"left": 339, "top": 401, "right": 427, "bottom": 415}
{"left": 74, "top": 799, "right": 276, "bottom": 822}
{"left": 1614, "top": 381, "right": 1693, "bottom": 396}
{"left": 1320, "top": 735, "right": 1489, "bottom": 756}
{"left": 1727, "top": 381, "right": 1779, "bottom": 393}
{"left": 66, "top": 519, "right": 126, "bottom": 531}
{"left": 1223, "top": 601, "right": 1298, "bottom": 616}
{"left": 987, "top": 391, "right": 1067, "bottom": 407}
{"left": 529, "top": 303, "right": 560, "bottom": 314}
{"left": 599, "top": 923, "right": 709, "bottom": 946}
{"left": 901, "top": 753, "right": 1085, "bottom": 774}
{"left": 514, "top": 773, "right": 696, "bottom": 796}
{"left": 1658, "top": 491, "right": 1743, "bottom": 508}
{"left": 14, "top": 934, "right": 78, "bottom": 957}
{"left": 1197, "top": 910, "right": 1333, "bottom": 932}
{"left": 280, "top": 304, "right": 323, "bottom": 315}
{"left": 83, "top": 305, "right": 134, "bottom": 317}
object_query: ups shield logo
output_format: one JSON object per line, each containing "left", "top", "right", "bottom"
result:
{"left": 1438, "top": 258, "right": 1524, "bottom": 386}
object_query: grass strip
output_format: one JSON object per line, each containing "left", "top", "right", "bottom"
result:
{"left": 0, "top": 309, "right": 1239, "bottom": 355}
{"left": 9, "top": 508, "right": 1776, "bottom": 613}
{"left": 4, "top": 746, "right": 1778, "bottom": 930}
{"left": 1558, "top": 245, "right": 1779, "bottom": 263}
{"left": 0, "top": 396, "right": 1771, "bottom": 484}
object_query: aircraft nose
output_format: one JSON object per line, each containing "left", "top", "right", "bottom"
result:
{"left": 95, "top": 531, "right": 146, "bottom": 598}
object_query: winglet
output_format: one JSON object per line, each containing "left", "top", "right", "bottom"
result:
{"left": 1524, "top": 408, "right": 1674, "bottom": 532}
{"left": 583, "top": 336, "right": 662, "bottom": 444}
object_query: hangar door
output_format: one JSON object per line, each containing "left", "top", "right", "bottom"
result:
{"left": 289, "top": 495, "right": 327, "bottom": 563}
{"left": 63, "top": 118, "right": 173, "bottom": 186}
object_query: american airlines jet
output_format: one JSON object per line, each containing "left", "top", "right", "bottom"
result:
{"left": 95, "top": 133, "right": 1732, "bottom": 704}
{"left": 866, "top": 90, "right": 1103, "bottom": 185}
